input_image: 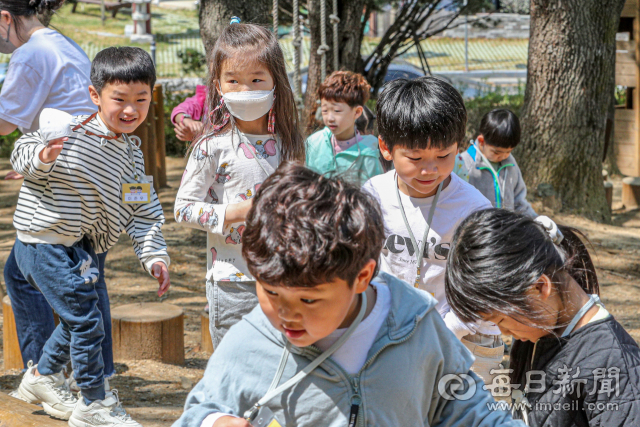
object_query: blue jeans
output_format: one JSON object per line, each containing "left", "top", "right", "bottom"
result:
{"left": 4, "top": 240, "right": 114, "bottom": 377}
{"left": 14, "top": 237, "right": 106, "bottom": 403}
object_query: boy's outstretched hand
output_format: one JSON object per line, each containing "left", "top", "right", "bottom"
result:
{"left": 39, "top": 137, "right": 68, "bottom": 164}
{"left": 151, "top": 262, "right": 170, "bottom": 297}
{"left": 213, "top": 416, "right": 251, "bottom": 427}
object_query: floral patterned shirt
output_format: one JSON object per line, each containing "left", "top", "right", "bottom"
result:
{"left": 174, "top": 128, "right": 281, "bottom": 282}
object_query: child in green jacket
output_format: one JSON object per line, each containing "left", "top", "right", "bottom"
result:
{"left": 305, "top": 71, "right": 383, "bottom": 185}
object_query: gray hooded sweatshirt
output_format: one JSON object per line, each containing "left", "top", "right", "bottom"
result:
{"left": 459, "top": 143, "right": 537, "bottom": 218}
{"left": 173, "top": 273, "right": 525, "bottom": 427}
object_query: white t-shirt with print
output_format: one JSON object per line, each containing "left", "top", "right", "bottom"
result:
{"left": 175, "top": 129, "right": 281, "bottom": 283}
{"left": 0, "top": 28, "right": 96, "bottom": 133}
{"left": 363, "top": 171, "right": 500, "bottom": 339}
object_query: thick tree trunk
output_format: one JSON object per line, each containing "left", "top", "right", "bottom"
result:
{"left": 199, "top": 0, "right": 271, "bottom": 55}
{"left": 517, "top": 0, "right": 624, "bottom": 221}
{"left": 304, "top": 0, "right": 368, "bottom": 131}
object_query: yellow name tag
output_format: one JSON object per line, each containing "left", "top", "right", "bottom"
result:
{"left": 122, "top": 182, "right": 151, "bottom": 204}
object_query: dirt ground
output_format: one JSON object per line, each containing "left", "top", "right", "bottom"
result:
{"left": 0, "top": 156, "right": 639, "bottom": 426}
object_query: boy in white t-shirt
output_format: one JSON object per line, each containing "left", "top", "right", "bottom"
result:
{"left": 362, "top": 76, "right": 503, "bottom": 384}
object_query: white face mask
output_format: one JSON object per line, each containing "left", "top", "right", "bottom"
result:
{"left": 221, "top": 87, "right": 275, "bottom": 122}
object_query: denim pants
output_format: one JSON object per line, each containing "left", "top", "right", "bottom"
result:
{"left": 14, "top": 237, "right": 106, "bottom": 402}
{"left": 4, "top": 240, "right": 114, "bottom": 377}
{"left": 206, "top": 279, "right": 258, "bottom": 348}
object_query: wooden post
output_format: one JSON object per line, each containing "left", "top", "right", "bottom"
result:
{"left": 0, "top": 391, "right": 68, "bottom": 426}
{"left": 146, "top": 101, "right": 160, "bottom": 190}
{"left": 111, "top": 303, "right": 184, "bottom": 365}
{"left": 622, "top": 176, "right": 640, "bottom": 209}
{"left": 201, "top": 311, "right": 213, "bottom": 354}
{"left": 604, "top": 181, "right": 614, "bottom": 210}
{"left": 2, "top": 295, "right": 23, "bottom": 370}
{"left": 153, "top": 84, "right": 168, "bottom": 188}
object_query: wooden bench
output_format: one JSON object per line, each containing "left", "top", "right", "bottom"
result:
{"left": 70, "top": 0, "right": 132, "bottom": 18}
{"left": 0, "top": 391, "right": 67, "bottom": 426}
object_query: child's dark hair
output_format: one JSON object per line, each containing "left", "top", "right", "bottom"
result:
{"left": 242, "top": 162, "right": 385, "bottom": 288}
{"left": 318, "top": 71, "right": 371, "bottom": 107}
{"left": 91, "top": 47, "right": 156, "bottom": 94}
{"left": 377, "top": 76, "right": 466, "bottom": 152}
{"left": 479, "top": 109, "right": 521, "bottom": 149}
{"left": 355, "top": 105, "right": 376, "bottom": 135}
{"left": 444, "top": 208, "right": 599, "bottom": 385}
{"left": 200, "top": 23, "right": 304, "bottom": 162}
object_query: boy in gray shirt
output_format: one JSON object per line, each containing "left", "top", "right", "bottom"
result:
{"left": 457, "top": 109, "right": 537, "bottom": 218}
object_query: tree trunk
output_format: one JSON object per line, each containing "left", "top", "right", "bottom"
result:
{"left": 516, "top": 0, "right": 624, "bottom": 221}
{"left": 304, "top": 0, "right": 368, "bottom": 131}
{"left": 199, "top": 0, "right": 271, "bottom": 55}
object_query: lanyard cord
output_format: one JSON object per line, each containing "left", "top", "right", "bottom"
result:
{"left": 72, "top": 113, "right": 140, "bottom": 180}
{"left": 123, "top": 134, "right": 142, "bottom": 181}
{"left": 244, "top": 291, "right": 368, "bottom": 421}
{"left": 560, "top": 294, "right": 601, "bottom": 338}
{"left": 394, "top": 174, "right": 443, "bottom": 288}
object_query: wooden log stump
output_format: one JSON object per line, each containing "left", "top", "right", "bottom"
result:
{"left": 2, "top": 295, "right": 23, "bottom": 370}
{"left": 622, "top": 176, "right": 640, "bottom": 210}
{"left": 201, "top": 311, "right": 213, "bottom": 355}
{"left": 111, "top": 303, "right": 184, "bottom": 365}
{"left": 0, "top": 391, "right": 67, "bottom": 426}
{"left": 604, "top": 181, "right": 613, "bottom": 210}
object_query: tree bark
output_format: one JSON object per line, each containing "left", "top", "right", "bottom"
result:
{"left": 199, "top": 0, "right": 271, "bottom": 55}
{"left": 516, "top": 0, "right": 624, "bottom": 221}
{"left": 304, "top": 0, "right": 368, "bottom": 131}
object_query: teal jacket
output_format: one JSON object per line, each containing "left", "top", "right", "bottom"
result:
{"left": 305, "top": 127, "right": 383, "bottom": 186}
{"left": 173, "top": 273, "right": 525, "bottom": 427}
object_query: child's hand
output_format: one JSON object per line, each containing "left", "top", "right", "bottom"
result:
{"left": 39, "top": 137, "right": 68, "bottom": 164}
{"left": 4, "top": 170, "right": 23, "bottom": 180}
{"left": 213, "top": 416, "right": 251, "bottom": 427}
{"left": 174, "top": 119, "right": 203, "bottom": 142}
{"left": 223, "top": 199, "right": 253, "bottom": 228}
{"left": 151, "top": 262, "right": 170, "bottom": 297}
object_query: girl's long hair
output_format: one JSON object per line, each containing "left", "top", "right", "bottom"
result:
{"left": 444, "top": 208, "right": 599, "bottom": 386}
{"left": 188, "top": 23, "right": 304, "bottom": 162}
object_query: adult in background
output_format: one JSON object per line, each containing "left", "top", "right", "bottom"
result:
{"left": 0, "top": 0, "right": 115, "bottom": 387}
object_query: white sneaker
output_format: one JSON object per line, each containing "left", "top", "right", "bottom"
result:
{"left": 8, "top": 388, "right": 29, "bottom": 402}
{"left": 68, "top": 389, "right": 142, "bottom": 427}
{"left": 17, "top": 360, "right": 78, "bottom": 420}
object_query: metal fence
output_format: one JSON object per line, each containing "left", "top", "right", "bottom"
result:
{"left": 0, "top": 35, "right": 528, "bottom": 78}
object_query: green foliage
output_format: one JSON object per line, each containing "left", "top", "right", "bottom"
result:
{"left": 162, "top": 88, "right": 193, "bottom": 157}
{"left": 0, "top": 129, "right": 21, "bottom": 158}
{"left": 615, "top": 85, "right": 627, "bottom": 106}
{"left": 176, "top": 48, "right": 206, "bottom": 75}
{"left": 463, "top": 85, "right": 525, "bottom": 149}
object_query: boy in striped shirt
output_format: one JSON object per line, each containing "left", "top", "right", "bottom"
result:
{"left": 11, "top": 47, "right": 169, "bottom": 427}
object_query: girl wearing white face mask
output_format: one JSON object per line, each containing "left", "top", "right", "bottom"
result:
{"left": 174, "top": 19, "right": 304, "bottom": 348}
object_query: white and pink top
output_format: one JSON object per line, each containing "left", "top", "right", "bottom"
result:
{"left": 174, "top": 129, "right": 281, "bottom": 282}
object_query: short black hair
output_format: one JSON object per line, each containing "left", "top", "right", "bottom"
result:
{"left": 242, "top": 162, "right": 385, "bottom": 288}
{"left": 478, "top": 109, "right": 521, "bottom": 149}
{"left": 377, "top": 76, "right": 466, "bottom": 151}
{"left": 90, "top": 47, "right": 156, "bottom": 94}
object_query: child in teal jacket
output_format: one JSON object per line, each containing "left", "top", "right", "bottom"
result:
{"left": 305, "top": 71, "right": 383, "bottom": 185}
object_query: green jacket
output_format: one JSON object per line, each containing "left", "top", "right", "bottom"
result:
{"left": 305, "top": 127, "right": 383, "bottom": 186}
